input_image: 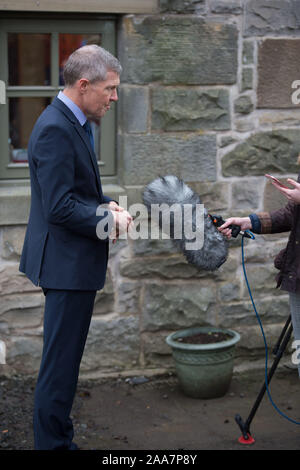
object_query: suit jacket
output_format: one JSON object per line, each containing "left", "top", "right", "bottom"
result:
{"left": 19, "top": 97, "right": 113, "bottom": 290}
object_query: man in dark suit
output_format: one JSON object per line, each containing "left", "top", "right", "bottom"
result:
{"left": 19, "top": 45, "right": 132, "bottom": 450}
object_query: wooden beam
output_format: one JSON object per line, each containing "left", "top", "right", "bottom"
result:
{"left": 0, "top": 0, "right": 158, "bottom": 14}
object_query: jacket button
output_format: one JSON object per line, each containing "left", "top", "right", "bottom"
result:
{"left": 296, "top": 241, "right": 299, "bottom": 245}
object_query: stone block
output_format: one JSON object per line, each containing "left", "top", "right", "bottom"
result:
{"left": 120, "top": 254, "right": 209, "bottom": 280}
{"left": 0, "top": 264, "right": 39, "bottom": 295}
{"left": 122, "top": 134, "right": 217, "bottom": 185}
{"left": 142, "top": 331, "right": 174, "bottom": 367}
{"left": 259, "top": 110, "right": 300, "bottom": 127}
{"left": 242, "top": 41, "right": 254, "bottom": 65}
{"left": 257, "top": 39, "right": 300, "bottom": 109}
{"left": 116, "top": 280, "right": 141, "bottom": 314}
{"left": 234, "top": 116, "right": 255, "bottom": 132}
{"left": 0, "top": 290, "right": 44, "bottom": 334}
{"left": 0, "top": 292, "right": 44, "bottom": 316}
{"left": 93, "top": 268, "right": 115, "bottom": 315}
{"left": 160, "top": 0, "right": 205, "bottom": 13}
{"left": 120, "top": 86, "right": 149, "bottom": 133}
{"left": 218, "top": 294, "right": 290, "bottom": 327}
{"left": 218, "top": 281, "right": 241, "bottom": 302}
{"left": 123, "top": 240, "right": 239, "bottom": 284}
{"left": 210, "top": 251, "right": 239, "bottom": 282}
{"left": 7, "top": 335, "right": 43, "bottom": 374}
{"left": 218, "top": 300, "right": 259, "bottom": 327}
{"left": 218, "top": 135, "right": 237, "bottom": 148}
{"left": 108, "top": 238, "right": 128, "bottom": 258}
{"left": 142, "top": 331, "right": 172, "bottom": 356}
{"left": 124, "top": 247, "right": 238, "bottom": 283}
{"left": 142, "top": 282, "right": 217, "bottom": 331}
{"left": 131, "top": 237, "right": 179, "bottom": 257}
{"left": 244, "top": 0, "right": 300, "bottom": 37}
{"left": 1, "top": 226, "right": 26, "bottom": 260}
{"left": 210, "top": 0, "right": 242, "bottom": 14}
{"left": 188, "top": 181, "right": 230, "bottom": 212}
{"left": 0, "top": 306, "right": 42, "bottom": 330}
{"left": 82, "top": 313, "right": 140, "bottom": 371}
{"left": 123, "top": 186, "right": 144, "bottom": 207}
{"left": 120, "top": 16, "right": 238, "bottom": 85}
{"left": 231, "top": 179, "right": 260, "bottom": 210}
{"left": 0, "top": 186, "right": 30, "bottom": 226}
{"left": 235, "top": 323, "right": 287, "bottom": 357}
{"left": 234, "top": 95, "right": 254, "bottom": 114}
{"left": 222, "top": 130, "right": 300, "bottom": 177}
{"left": 242, "top": 237, "right": 288, "bottom": 264}
{"left": 240, "top": 263, "right": 281, "bottom": 298}
{"left": 151, "top": 87, "right": 230, "bottom": 131}
{"left": 241, "top": 67, "right": 253, "bottom": 91}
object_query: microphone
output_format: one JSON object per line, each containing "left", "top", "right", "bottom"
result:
{"left": 142, "top": 175, "right": 229, "bottom": 271}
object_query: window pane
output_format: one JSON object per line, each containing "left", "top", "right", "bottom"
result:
{"left": 8, "top": 33, "right": 51, "bottom": 86}
{"left": 9, "top": 97, "right": 51, "bottom": 163}
{"left": 59, "top": 33, "right": 102, "bottom": 85}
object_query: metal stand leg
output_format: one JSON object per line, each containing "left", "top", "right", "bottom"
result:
{"left": 235, "top": 315, "right": 293, "bottom": 444}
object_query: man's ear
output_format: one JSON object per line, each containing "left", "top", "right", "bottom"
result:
{"left": 78, "top": 78, "right": 89, "bottom": 94}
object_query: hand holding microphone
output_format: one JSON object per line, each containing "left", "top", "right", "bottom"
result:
{"left": 218, "top": 217, "right": 252, "bottom": 239}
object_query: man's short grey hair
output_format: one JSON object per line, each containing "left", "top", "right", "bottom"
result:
{"left": 63, "top": 44, "right": 122, "bottom": 87}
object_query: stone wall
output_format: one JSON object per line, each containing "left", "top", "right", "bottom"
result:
{"left": 1, "top": 0, "right": 300, "bottom": 378}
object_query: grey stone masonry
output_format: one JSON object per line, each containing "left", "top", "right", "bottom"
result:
{"left": 234, "top": 95, "right": 254, "bottom": 114}
{"left": 222, "top": 130, "right": 300, "bottom": 176}
{"left": 2, "top": 1, "right": 300, "bottom": 377}
{"left": 151, "top": 88, "right": 231, "bottom": 131}
{"left": 244, "top": 0, "right": 300, "bottom": 37}
{"left": 120, "top": 16, "right": 238, "bottom": 85}
{"left": 122, "top": 134, "right": 217, "bottom": 185}
{"left": 120, "top": 86, "right": 149, "bottom": 133}
{"left": 257, "top": 39, "right": 300, "bottom": 108}
{"left": 160, "top": 0, "right": 205, "bottom": 13}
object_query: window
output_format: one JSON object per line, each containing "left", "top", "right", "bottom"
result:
{"left": 0, "top": 17, "right": 117, "bottom": 180}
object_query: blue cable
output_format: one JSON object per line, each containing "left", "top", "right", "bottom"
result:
{"left": 241, "top": 230, "right": 300, "bottom": 426}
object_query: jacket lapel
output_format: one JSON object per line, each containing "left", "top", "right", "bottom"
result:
{"left": 73, "top": 120, "right": 102, "bottom": 196}
{"left": 50, "top": 97, "right": 102, "bottom": 198}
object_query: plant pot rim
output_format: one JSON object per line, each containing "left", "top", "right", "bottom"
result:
{"left": 166, "top": 326, "right": 241, "bottom": 351}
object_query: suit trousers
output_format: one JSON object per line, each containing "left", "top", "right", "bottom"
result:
{"left": 33, "top": 288, "right": 96, "bottom": 450}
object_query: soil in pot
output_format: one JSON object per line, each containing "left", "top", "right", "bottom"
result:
{"left": 174, "top": 331, "right": 232, "bottom": 345}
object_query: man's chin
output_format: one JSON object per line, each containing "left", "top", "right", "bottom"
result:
{"left": 87, "top": 112, "right": 105, "bottom": 121}
{"left": 97, "top": 109, "right": 109, "bottom": 118}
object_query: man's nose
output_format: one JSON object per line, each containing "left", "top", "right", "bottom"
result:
{"left": 110, "top": 89, "right": 118, "bottom": 101}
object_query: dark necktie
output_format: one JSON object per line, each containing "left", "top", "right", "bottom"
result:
{"left": 83, "top": 120, "right": 94, "bottom": 150}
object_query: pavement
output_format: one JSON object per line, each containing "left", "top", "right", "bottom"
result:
{"left": 1, "top": 365, "right": 299, "bottom": 453}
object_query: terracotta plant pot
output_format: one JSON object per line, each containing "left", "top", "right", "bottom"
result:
{"left": 166, "top": 326, "right": 241, "bottom": 399}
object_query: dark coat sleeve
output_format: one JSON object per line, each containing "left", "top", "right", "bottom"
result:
{"left": 256, "top": 202, "right": 296, "bottom": 234}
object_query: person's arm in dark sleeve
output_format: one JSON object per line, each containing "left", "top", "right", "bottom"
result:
{"left": 248, "top": 213, "right": 261, "bottom": 233}
{"left": 252, "top": 201, "right": 295, "bottom": 235}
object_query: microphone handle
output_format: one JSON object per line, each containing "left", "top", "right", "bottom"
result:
{"left": 209, "top": 214, "right": 251, "bottom": 239}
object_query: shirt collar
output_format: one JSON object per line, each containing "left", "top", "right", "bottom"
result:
{"left": 57, "top": 91, "right": 87, "bottom": 126}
